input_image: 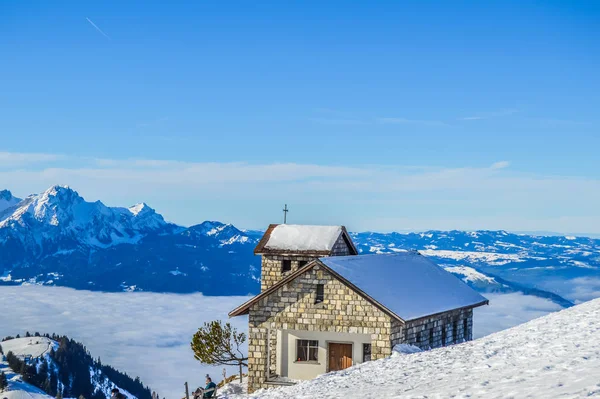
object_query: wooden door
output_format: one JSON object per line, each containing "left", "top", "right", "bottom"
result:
{"left": 328, "top": 343, "right": 353, "bottom": 372}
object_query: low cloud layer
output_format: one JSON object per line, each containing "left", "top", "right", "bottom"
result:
{"left": 0, "top": 286, "right": 249, "bottom": 399}
{"left": 473, "top": 293, "right": 563, "bottom": 338}
{"left": 0, "top": 287, "right": 565, "bottom": 398}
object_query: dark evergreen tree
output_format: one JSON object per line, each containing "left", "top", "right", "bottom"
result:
{"left": 50, "top": 372, "right": 59, "bottom": 397}
{"left": 43, "top": 375, "right": 52, "bottom": 394}
{"left": 0, "top": 371, "right": 8, "bottom": 391}
{"left": 39, "top": 358, "right": 49, "bottom": 378}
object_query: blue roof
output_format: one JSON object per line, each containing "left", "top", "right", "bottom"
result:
{"left": 320, "top": 252, "right": 488, "bottom": 321}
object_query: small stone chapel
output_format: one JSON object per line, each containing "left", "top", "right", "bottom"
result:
{"left": 229, "top": 224, "right": 488, "bottom": 393}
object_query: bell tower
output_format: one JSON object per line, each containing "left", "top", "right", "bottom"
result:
{"left": 253, "top": 223, "right": 358, "bottom": 291}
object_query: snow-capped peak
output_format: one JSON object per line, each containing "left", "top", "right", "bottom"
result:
{"left": 44, "top": 184, "right": 72, "bottom": 194}
{"left": 128, "top": 202, "right": 152, "bottom": 216}
{"left": 186, "top": 221, "right": 253, "bottom": 246}
{"left": 190, "top": 221, "right": 230, "bottom": 235}
{"left": 0, "top": 184, "right": 175, "bottom": 249}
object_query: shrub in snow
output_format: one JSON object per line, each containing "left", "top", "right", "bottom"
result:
{"left": 391, "top": 344, "right": 422, "bottom": 357}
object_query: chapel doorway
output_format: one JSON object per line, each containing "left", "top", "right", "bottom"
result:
{"left": 328, "top": 343, "right": 353, "bottom": 372}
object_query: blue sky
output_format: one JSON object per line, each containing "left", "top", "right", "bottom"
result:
{"left": 1, "top": 1, "right": 599, "bottom": 233}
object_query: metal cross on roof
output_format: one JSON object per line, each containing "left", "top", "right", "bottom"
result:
{"left": 283, "top": 204, "right": 289, "bottom": 224}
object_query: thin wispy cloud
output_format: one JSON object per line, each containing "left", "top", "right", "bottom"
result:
{"left": 490, "top": 161, "right": 510, "bottom": 170}
{"left": 309, "top": 117, "right": 364, "bottom": 125}
{"left": 458, "top": 109, "right": 518, "bottom": 121}
{"left": 376, "top": 117, "right": 448, "bottom": 127}
{"left": 0, "top": 151, "right": 63, "bottom": 166}
{"left": 86, "top": 17, "right": 111, "bottom": 40}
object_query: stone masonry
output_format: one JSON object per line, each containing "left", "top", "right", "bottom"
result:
{"left": 400, "top": 308, "right": 474, "bottom": 349}
{"left": 248, "top": 264, "right": 393, "bottom": 393}
{"left": 330, "top": 234, "right": 354, "bottom": 256}
{"left": 260, "top": 255, "right": 316, "bottom": 292}
{"left": 260, "top": 234, "right": 353, "bottom": 291}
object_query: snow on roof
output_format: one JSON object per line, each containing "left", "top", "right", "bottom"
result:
{"left": 321, "top": 252, "right": 488, "bottom": 320}
{"left": 263, "top": 224, "right": 343, "bottom": 252}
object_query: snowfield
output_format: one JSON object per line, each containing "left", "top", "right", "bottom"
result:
{"left": 232, "top": 298, "right": 600, "bottom": 399}
{"left": 1, "top": 337, "right": 58, "bottom": 358}
{"left": 419, "top": 249, "right": 528, "bottom": 265}
{"left": 443, "top": 266, "right": 497, "bottom": 284}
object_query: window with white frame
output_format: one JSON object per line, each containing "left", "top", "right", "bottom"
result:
{"left": 296, "top": 339, "right": 318, "bottom": 362}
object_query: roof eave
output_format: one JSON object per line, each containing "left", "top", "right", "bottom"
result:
{"left": 404, "top": 299, "right": 490, "bottom": 323}
{"left": 254, "top": 249, "right": 333, "bottom": 256}
{"left": 253, "top": 224, "right": 279, "bottom": 255}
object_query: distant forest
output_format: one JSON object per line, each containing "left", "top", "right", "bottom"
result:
{"left": 1, "top": 332, "right": 153, "bottom": 399}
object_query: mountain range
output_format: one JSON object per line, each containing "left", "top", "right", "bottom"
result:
{"left": 1, "top": 185, "right": 599, "bottom": 304}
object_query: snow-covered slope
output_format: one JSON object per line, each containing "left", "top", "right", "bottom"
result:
{"left": 1, "top": 337, "right": 57, "bottom": 358}
{"left": 239, "top": 298, "right": 600, "bottom": 398}
{"left": 1, "top": 376, "right": 52, "bottom": 399}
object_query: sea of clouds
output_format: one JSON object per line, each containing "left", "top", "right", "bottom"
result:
{"left": 0, "top": 286, "right": 564, "bottom": 399}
